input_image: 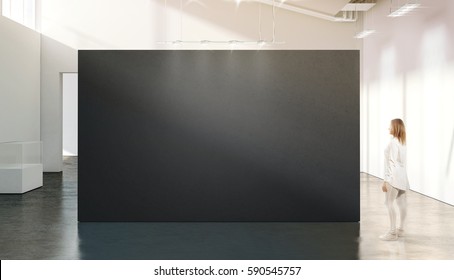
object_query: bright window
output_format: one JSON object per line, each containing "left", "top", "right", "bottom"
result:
{"left": 2, "top": 0, "right": 36, "bottom": 30}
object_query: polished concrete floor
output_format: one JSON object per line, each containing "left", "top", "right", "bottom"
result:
{"left": 0, "top": 157, "right": 453, "bottom": 259}
{"left": 360, "top": 173, "right": 454, "bottom": 259}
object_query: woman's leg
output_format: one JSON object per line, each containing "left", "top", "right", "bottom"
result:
{"left": 380, "top": 184, "right": 400, "bottom": 240}
{"left": 396, "top": 190, "right": 407, "bottom": 231}
{"left": 384, "top": 183, "right": 399, "bottom": 232}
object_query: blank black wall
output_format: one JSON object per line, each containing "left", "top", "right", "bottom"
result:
{"left": 78, "top": 50, "right": 359, "bottom": 222}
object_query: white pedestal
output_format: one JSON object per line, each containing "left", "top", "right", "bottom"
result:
{"left": 0, "top": 164, "right": 43, "bottom": 193}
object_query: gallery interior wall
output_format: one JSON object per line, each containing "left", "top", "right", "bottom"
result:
{"left": 78, "top": 50, "right": 360, "bottom": 222}
{"left": 62, "top": 73, "right": 78, "bottom": 156}
{"left": 361, "top": 0, "right": 454, "bottom": 205}
{"left": 40, "top": 35, "right": 77, "bottom": 171}
{"left": 0, "top": 6, "right": 41, "bottom": 144}
{"left": 39, "top": 0, "right": 360, "bottom": 172}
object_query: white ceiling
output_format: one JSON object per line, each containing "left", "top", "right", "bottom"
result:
{"left": 283, "top": 0, "right": 351, "bottom": 16}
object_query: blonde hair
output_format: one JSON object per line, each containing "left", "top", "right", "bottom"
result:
{"left": 391, "top": 119, "right": 406, "bottom": 145}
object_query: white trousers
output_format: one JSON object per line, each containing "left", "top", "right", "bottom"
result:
{"left": 384, "top": 183, "right": 407, "bottom": 231}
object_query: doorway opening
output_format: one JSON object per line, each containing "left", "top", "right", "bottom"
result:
{"left": 62, "top": 73, "right": 78, "bottom": 157}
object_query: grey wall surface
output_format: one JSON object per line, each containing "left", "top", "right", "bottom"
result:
{"left": 78, "top": 50, "right": 359, "bottom": 222}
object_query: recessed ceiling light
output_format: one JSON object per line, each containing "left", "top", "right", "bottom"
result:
{"left": 354, "top": 30, "right": 376, "bottom": 39}
{"left": 388, "top": 3, "right": 420, "bottom": 17}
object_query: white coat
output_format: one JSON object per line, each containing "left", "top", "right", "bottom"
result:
{"left": 384, "top": 136, "right": 410, "bottom": 191}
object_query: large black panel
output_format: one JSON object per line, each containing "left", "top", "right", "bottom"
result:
{"left": 78, "top": 50, "right": 359, "bottom": 222}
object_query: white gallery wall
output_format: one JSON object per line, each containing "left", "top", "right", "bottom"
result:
{"left": 0, "top": 5, "right": 40, "bottom": 144}
{"left": 361, "top": 0, "right": 454, "bottom": 205}
{"left": 39, "top": 0, "right": 362, "bottom": 171}
{"left": 62, "top": 73, "right": 77, "bottom": 156}
{"left": 40, "top": 35, "right": 77, "bottom": 171}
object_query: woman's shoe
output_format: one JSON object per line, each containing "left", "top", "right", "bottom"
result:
{"left": 396, "top": 227, "right": 404, "bottom": 237}
{"left": 379, "top": 231, "right": 398, "bottom": 241}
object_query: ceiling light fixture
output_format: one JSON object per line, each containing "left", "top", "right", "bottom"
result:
{"left": 388, "top": 0, "right": 420, "bottom": 17}
{"left": 354, "top": 8, "right": 375, "bottom": 39}
{"left": 157, "top": 40, "right": 284, "bottom": 45}
{"left": 354, "top": 29, "right": 376, "bottom": 39}
{"left": 157, "top": 0, "right": 284, "bottom": 46}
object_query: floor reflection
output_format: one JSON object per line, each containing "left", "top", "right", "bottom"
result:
{"left": 0, "top": 170, "right": 79, "bottom": 259}
{"left": 78, "top": 222, "right": 359, "bottom": 260}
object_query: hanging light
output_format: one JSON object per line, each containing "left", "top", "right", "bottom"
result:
{"left": 157, "top": 40, "right": 283, "bottom": 45}
{"left": 257, "top": 40, "right": 267, "bottom": 46}
{"left": 157, "top": 0, "right": 284, "bottom": 46}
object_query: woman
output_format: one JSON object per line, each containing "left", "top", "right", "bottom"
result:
{"left": 380, "top": 118, "right": 410, "bottom": 241}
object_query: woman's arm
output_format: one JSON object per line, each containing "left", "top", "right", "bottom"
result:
{"left": 385, "top": 141, "right": 398, "bottom": 182}
{"left": 382, "top": 141, "right": 398, "bottom": 192}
